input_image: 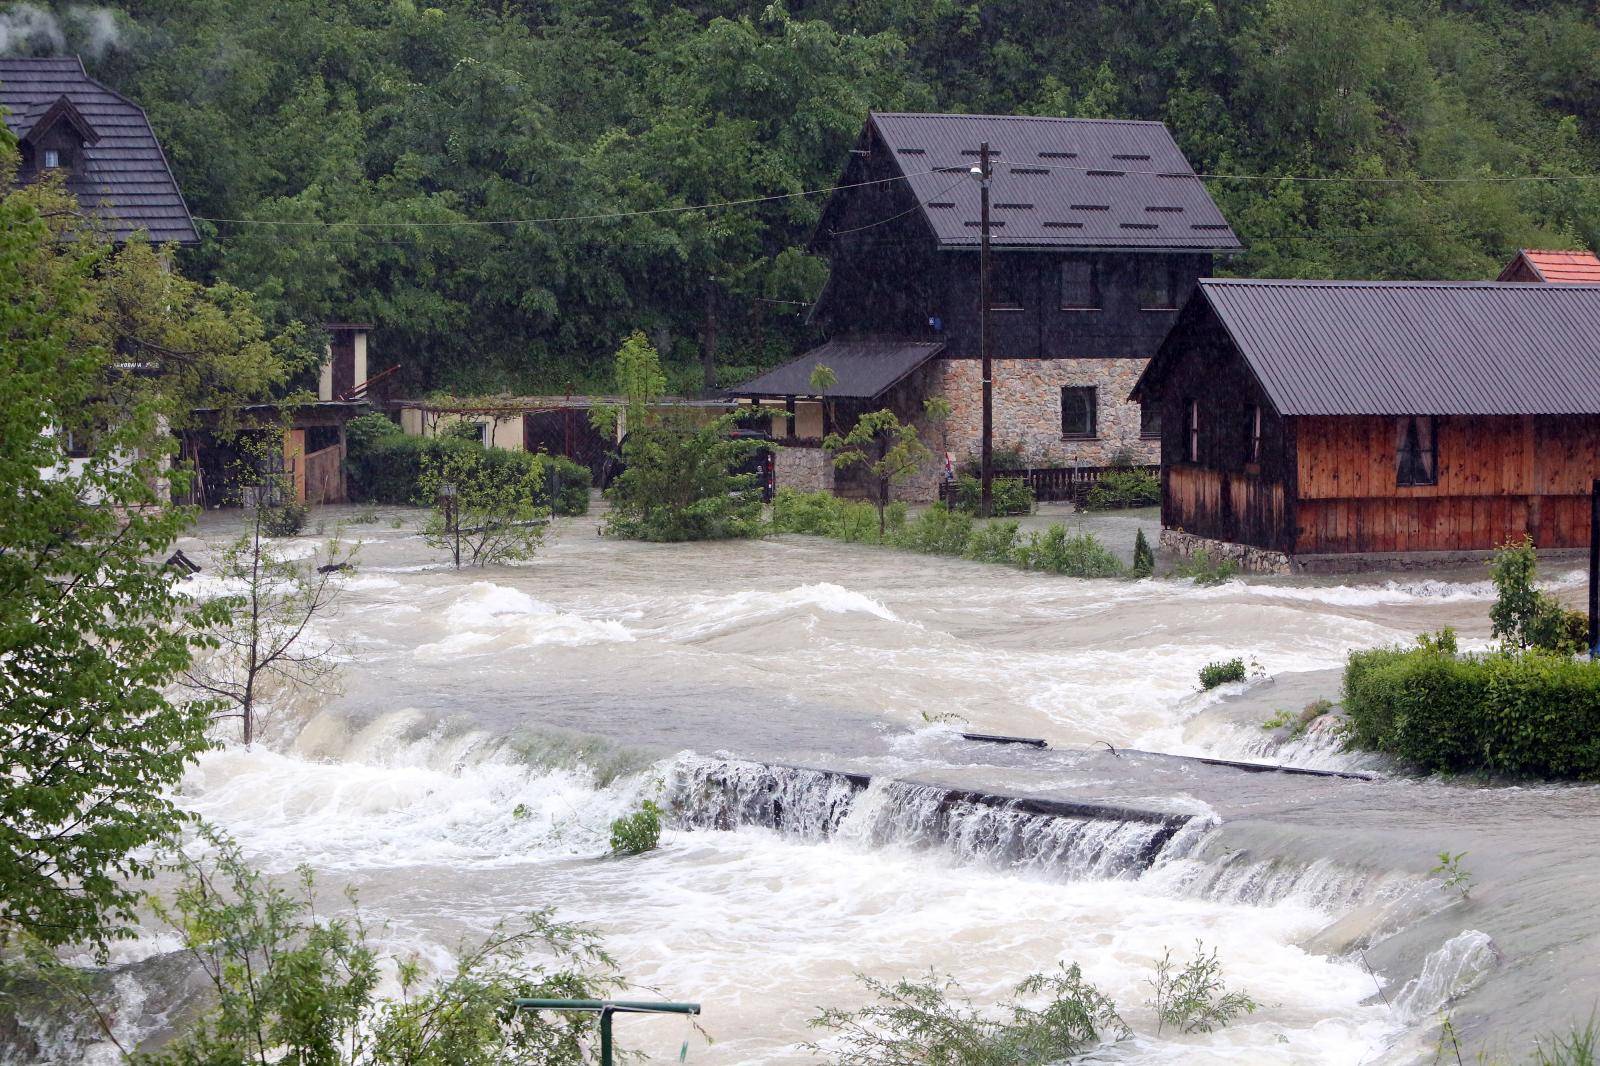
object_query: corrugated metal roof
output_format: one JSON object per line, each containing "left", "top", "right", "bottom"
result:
{"left": 0, "top": 56, "right": 198, "bottom": 245}
{"left": 1497, "top": 248, "right": 1600, "bottom": 284}
{"left": 1191, "top": 279, "right": 1600, "bottom": 416}
{"left": 868, "top": 112, "right": 1239, "bottom": 251}
{"left": 726, "top": 338, "right": 944, "bottom": 399}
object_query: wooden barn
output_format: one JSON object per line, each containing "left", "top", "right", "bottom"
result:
{"left": 1131, "top": 280, "right": 1600, "bottom": 571}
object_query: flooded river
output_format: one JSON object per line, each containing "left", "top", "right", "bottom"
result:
{"left": 39, "top": 505, "right": 1600, "bottom": 1064}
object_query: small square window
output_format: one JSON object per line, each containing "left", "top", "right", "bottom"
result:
{"left": 1139, "top": 259, "right": 1179, "bottom": 310}
{"left": 1140, "top": 403, "right": 1161, "bottom": 439}
{"left": 1060, "top": 258, "right": 1101, "bottom": 310}
{"left": 988, "top": 258, "right": 1025, "bottom": 310}
{"left": 1061, "top": 386, "right": 1097, "bottom": 438}
{"left": 43, "top": 149, "right": 60, "bottom": 168}
{"left": 1396, "top": 416, "right": 1437, "bottom": 486}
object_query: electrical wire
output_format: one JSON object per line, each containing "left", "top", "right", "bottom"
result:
{"left": 1005, "top": 159, "right": 1600, "bottom": 184}
{"left": 826, "top": 170, "right": 971, "bottom": 237}
{"left": 195, "top": 169, "right": 932, "bottom": 229}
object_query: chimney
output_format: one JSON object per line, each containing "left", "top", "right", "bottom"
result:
{"left": 321, "top": 323, "right": 372, "bottom": 401}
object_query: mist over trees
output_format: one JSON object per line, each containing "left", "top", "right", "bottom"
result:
{"left": 26, "top": 0, "right": 1600, "bottom": 393}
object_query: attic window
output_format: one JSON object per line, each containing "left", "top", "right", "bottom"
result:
{"left": 43, "top": 149, "right": 61, "bottom": 168}
{"left": 927, "top": 202, "right": 956, "bottom": 209}
{"left": 1009, "top": 166, "right": 1048, "bottom": 175}
{"left": 1112, "top": 154, "right": 1152, "bottom": 161}
{"left": 1121, "top": 222, "right": 1159, "bottom": 230}
{"left": 1146, "top": 206, "right": 1184, "bottom": 213}
{"left": 1191, "top": 224, "right": 1231, "bottom": 231}
{"left": 964, "top": 220, "right": 1006, "bottom": 227}
{"left": 1039, "top": 151, "right": 1077, "bottom": 159}
{"left": 1086, "top": 170, "right": 1125, "bottom": 177}
{"left": 960, "top": 148, "right": 1001, "bottom": 157}
{"left": 897, "top": 148, "right": 926, "bottom": 155}
{"left": 1070, "top": 204, "right": 1110, "bottom": 211}
{"left": 1043, "top": 221, "right": 1084, "bottom": 229}
{"left": 935, "top": 166, "right": 967, "bottom": 174}
{"left": 994, "top": 202, "right": 1034, "bottom": 210}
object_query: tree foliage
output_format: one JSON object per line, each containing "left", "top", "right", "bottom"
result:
{"left": 30, "top": 0, "right": 1592, "bottom": 395}
{"left": 420, "top": 446, "right": 551, "bottom": 568}
{"left": 825, "top": 409, "right": 931, "bottom": 537}
{"left": 603, "top": 412, "right": 767, "bottom": 542}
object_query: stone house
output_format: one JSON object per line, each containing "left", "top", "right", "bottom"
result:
{"left": 729, "top": 111, "right": 1239, "bottom": 499}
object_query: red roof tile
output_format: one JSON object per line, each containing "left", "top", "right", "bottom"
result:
{"left": 1499, "top": 249, "right": 1600, "bottom": 284}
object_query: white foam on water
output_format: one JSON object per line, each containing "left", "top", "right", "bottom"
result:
{"left": 1394, "top": 929, "right": 1498, "bottom": 1024}
{"left": 413, "top": 581, "right": 635, "bottom": 654}
{"left": 644, "top": 582, "right": 906, "bottom": 641}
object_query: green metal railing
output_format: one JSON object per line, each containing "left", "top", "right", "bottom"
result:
{"left": 512, "top": 998, "right": 701, "bottom": 1066}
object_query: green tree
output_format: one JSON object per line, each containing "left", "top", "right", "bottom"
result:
{"left": 0, "top": 141, "right": 228, "bottom": 953}
{"left": 419, "top": 446, "right": 551, "bottom": 569}
{"left": 604, "top": 411, "right": 768, "bottom": 542}
{"left": 825, "top": 409, "right": 932, "bottom": 537}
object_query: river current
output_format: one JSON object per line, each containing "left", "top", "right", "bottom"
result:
{"left": 29, "top": 504, "right": 1600, "bottom": 1065}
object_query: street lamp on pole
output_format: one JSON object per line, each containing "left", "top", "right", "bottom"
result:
{"left": 971, "top": 142, "right": 994, "bottom": 518}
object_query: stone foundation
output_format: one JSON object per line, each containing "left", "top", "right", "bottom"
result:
{"left": 1160, "top": 529, "right": 1293, "bottom": 576}
{"left": 774, "top": 446, "right": 834, "bottom": 494}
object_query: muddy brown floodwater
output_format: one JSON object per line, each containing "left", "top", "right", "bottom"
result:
{"left": 30, "top": 503, "right": 1600, "bottom": 1065}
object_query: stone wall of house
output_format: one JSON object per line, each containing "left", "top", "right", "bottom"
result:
{"left": 1160, "top": 529, "right": 1292, "bottom": 576}
{"left": 775, "top": 445, "right": 834, "bottom": 494}
{"left": 931, "top": 357, "right": 1158, "bottom": 471}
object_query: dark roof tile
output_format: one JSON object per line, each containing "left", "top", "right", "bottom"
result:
{"left": 726, "top": 339, "right": 945, "bottom": 399}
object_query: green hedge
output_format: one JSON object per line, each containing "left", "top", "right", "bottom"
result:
{"left": 1082, "top": 468, "right": 1160, "bottom": 511}
{"left": 345, "top": 416, "right": 590, "bottom": 515}
{"left": 950, "top": 474, "right": 1035, "bottom": 517}
{"left": 1343, "top": 640, "right": 1600, "bottom": 779}
{"left": 771, "top": 490, "right": 1122, "bottom": 578}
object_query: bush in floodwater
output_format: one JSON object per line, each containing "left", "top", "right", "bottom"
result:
{"left": 1082, "top": 467, "right": 1160, "bottom": 511}
{"left": 1131, "top": 528, "right": 1155, "bottom": 578}
{"left": 609, "top": 800, "right": 663, "bottom": 856}
{"left": 1168, "top": 547, "right": 1238, "bottom": 586}
{"left": 1342, "top": 634, "right": 1600, "bottom": 779}
{"left": 1491, "top": 536, "right": 1588, "bottom": 654}
{"left": 893, "top": 503, "right": 974, "bottom": 556}
{"left": 770, "top": 488, "right": 903, "bottom": 544}
{"left": 1148, "top": 941, "right": 1258, "bottom": 1036}
{"left": 808, "top": 965, "right": 1128, "bottom": 1064}
{"left": 950, "top": 474, "right": 1035, "bottom": 517}
{"left": 1013, "top": 525, "right": 1123, "bottom": 577}
{"left": 259, "top": 500, "right": 308, "bottom": 538}
{"left": 1198, "top": 658, "right": 1247, "bottom": 690}
{"left": 963, "top": 520, "right": 1022, "bottom": 564}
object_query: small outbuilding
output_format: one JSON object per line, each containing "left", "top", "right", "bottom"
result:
{"left": 1131, "top": 279, "right": 1600, "bottom": 571}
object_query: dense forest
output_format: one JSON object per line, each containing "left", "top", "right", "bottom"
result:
{"left": 12, "top": 0, "right": 1600, "bottom": 393}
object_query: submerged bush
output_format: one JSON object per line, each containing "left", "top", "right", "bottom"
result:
{"left": 771, "top": 488, "right": 903, "bottom": 544}
{"left": 950, "top": 474, "right": 1034, "bottom": 517}
{"left": 1198, "top": 658, "right": 1247, "bottom": 690}
{"left": 1149, "top": 941, "right": 1258, "bottom": 1036}
{"left": 609, "top": 800, "right": 663, "bottom": 856}
{"left": 1013, "top": 525, "right": 1123, "bottom": 577}
{"left": 1491, "top": 537, "right": 1588, "bottom": 654}
{"left": 347, "top": 428, "right": 590, "bottom": 515}
{"left": 259, "top": 500, "right": 308, "bottom": 537}
{"left": 964, "top": 520, "right": 1022, "bottom": 564}
{"left": 1343, "top": 634, "right": 1600, "bottom": 779}
{"left": 1169, "top": 548, "right": 1238, "bottom": 586}
{"left": 1131, "top": 528, "right": 1155, "bottom": 577}
{"left": 894, "top": 503, "right": 974, "bottom": 555}
{"left": 1082, "top": 467, "right": 1159, "bottom": 511}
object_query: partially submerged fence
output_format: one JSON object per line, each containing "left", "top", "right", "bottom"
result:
{"left": 939, "top": 464, "right": 1160, "bottom": 505}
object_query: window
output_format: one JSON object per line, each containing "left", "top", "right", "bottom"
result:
{"left": 1060, "top": 258, "right": 1101, "bottom": 310}
{"left": 1396, "top": 416, "right": 1437, "bottom": 486}
{"left": 63, "top": 427, "right": 92, "bottom": 458}
{"left": 475, "top": 421, "right": 492, "bottom": 445}
{"left": 1244, "top": 404, "right": 1262, "bottom": 463}
{"left": 43, "top": 149, "right": 60, "bottom": 169}
{"left": 1061, "top": 386, "right": 1097, "bottom": 438}
{"left": 1140, "top": 403, "right": 1161, "bottom": 439}
{"left": 988, "top": 257, "right": 1025, "bottom": 310}
{"left": 1139, "top": 259, "right": 1179, "bottom": 310}
{"left": 1185, "top": 399, "right": 1199, "bottom": 462}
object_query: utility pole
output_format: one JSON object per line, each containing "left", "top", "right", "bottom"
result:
{"left": 702, "top": 276, "right": 719, "bottom": 396}
{"left": 974, "top": 142, "right": 994, "bottom": 518}
{"left": 1589, "top": 478, "right": 1598, "bottom": 659}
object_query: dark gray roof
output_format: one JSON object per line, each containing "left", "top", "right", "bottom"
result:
{"left": 868, "top": 111, "right": 1239, "bottom": 251}
{"left": 0, "top": 56, "right": 197, "bottom": 245}
{"left": 727, "top": 339, "right": 945, "bottom": 399}
{"left": 1170, "top": 279, "right": 1600, "bottom": 416}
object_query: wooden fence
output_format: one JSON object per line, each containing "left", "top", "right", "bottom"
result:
{"left": 938, "top": 465, "right": 1159, "bottom": 505}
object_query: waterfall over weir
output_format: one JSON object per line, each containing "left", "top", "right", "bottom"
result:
{"left": 666, "top": 757, "right": 1199, "bottom": 880}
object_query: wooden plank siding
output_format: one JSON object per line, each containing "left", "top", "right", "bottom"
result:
{"left": 1292, "top": 414, "right": 1600, "bottom": 554}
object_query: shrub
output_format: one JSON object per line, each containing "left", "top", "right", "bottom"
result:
{"left": 895, "top": 503, "right": 974, "bottom": 555}
{"left": 1014, "top": 525, "right": 1123, "bottom": 577}
{"left": 1490, "top": 536, "right": 1585, "bottom": 653}
{"left": 604, "top": 413, "right": 765, "bottom": 542}
{"left": 344, "top": 412, "right": 404, "bottom": 450}
{"left": 950, "top": 474, "right": 1034, "bottom": 516}
{"left": 259, "top": 500, "right": 308, "bottom": 537}
{"left": 1198, "top": 658, "right": 1247, "bottom": 690}
{"left": 964, "top": 520, "right": 1021, "bottom": 564}
{"left": 1342, "top": 638, "right": 1600, "bottom": 779}
{"left": 1169, "top": 547, "right": 1239, "bottom": 586}
{"left": 346, "top": 429, "right": 590, "bottom": 515}
{"left": 771, "top": 489, "right": 903, "bottom": 544}
{"left": 609, "top": 800, "right": 663, "bottom": 856}
{"left": 1149, "top": 941, "right": 1258, "bottom": 1036}
{"left": 1083, "top": 468, "right": 1159, "bottom": 511}
{"left": 536, "top": 453, "right": 593, "bottom": 516}
{"left": 1132, "top": 528, "right": 1155, "bottom": 577}
{"left": 958, "top": 441, "right": 1029, "bottom": 476}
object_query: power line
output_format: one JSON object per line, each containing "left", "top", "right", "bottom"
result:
{"left": 1010, "top": 159, "right": 1600, "bottom": 184}
{"left": 196, "top": 170, "right": 932, "bottom": 230}
{"left": 827, "top": 171, "right": 971, "bottom": 237}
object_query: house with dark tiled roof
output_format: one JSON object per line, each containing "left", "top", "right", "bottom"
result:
{"left": 1131, "top": 280, "right": 1600, "bottom": 571}
{"left": 1498, "top": 248, "right": 1600, "bottom": 285}
{"left": 729, "top": 111, "right": 1238, "bottom": 497}
{"left": 0, "top": 56, "right": 197, "bottom": 246}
